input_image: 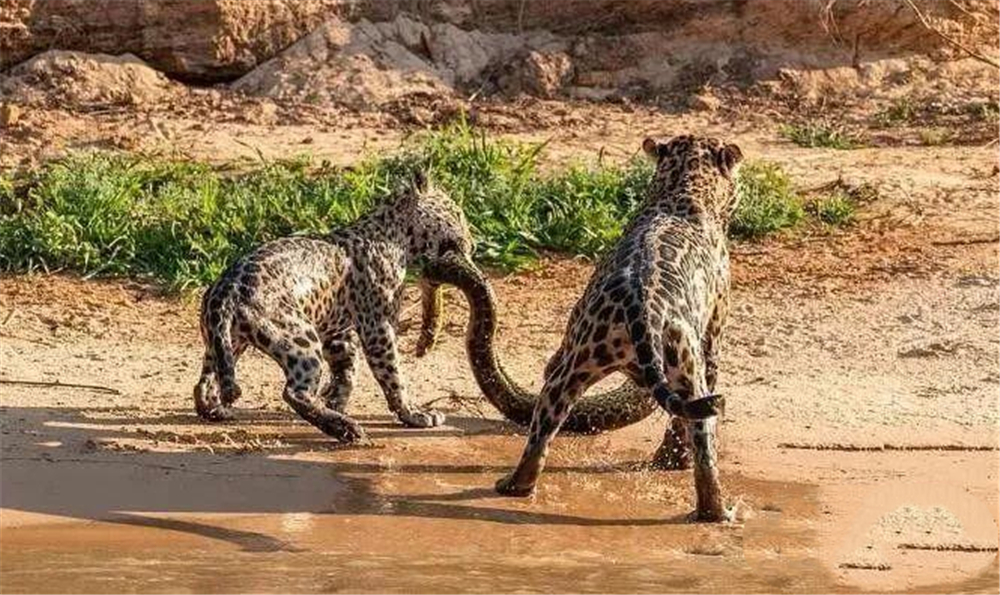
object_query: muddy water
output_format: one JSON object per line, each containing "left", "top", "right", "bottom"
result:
{"left": 0, "top": 409, "right": 840, "bottom": 594}
{"left": 0, "top": 508, "right": 830, "bottom": 594}
{"left": 0, "top": 537, "right": 833, "bottom": 594}
{"left": 1, "top": 477, "right": 832, "bottom": 594}
{"left": 2, "top": 411, "right": 997, "bottom": 594}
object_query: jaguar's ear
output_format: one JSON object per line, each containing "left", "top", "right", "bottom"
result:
{"left": 716, "top": 143, "right": 743, "bottom": 178}
{"left": 642, "top": 137, "right": 660, "bottom": 159}
{"left": 395, "top": 170, "right": 428, "bottom": 207}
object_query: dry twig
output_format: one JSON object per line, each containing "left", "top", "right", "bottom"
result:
{"left": 839, "top": 562, "right": 892, "bottom": 571}
{"left": 778, "top": 442, "right": 997, "bottom": 452}
{"left": 0, "top": 378, "right": 121, "bottom": 395}
{"left": 899, "top": 543, "right": 999, "bottom": 553}
{"left": 930, "top": 235, "right": 1000, "bottom": 246}
{"left": 902, "top": 0, "right": 999, "bottom": 69}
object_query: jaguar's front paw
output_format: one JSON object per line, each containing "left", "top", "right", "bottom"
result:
{"left": 495, "top": 474, "right": 535, "bottom": 497}
{"left": 318, "top": 415, "right": 367, "bottom": 444}
{"left": 688, "top": 504, "right": 733, "bottom": 523}
{"left": 399, "top": 407, "right": 446, "bottom": 428}
{"left": 196, "top": 404, "right": 235, "bottom": 422}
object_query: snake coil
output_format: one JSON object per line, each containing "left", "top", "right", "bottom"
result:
{"left": 424, "top": 252, "right": 657, "bottom": 433}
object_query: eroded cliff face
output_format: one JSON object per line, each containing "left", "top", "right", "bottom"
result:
{"left": 1, "top": 0, "right": 351, "bottom": 81}
{"left": 2, "top": 0, "right": 996, "bottom": 95}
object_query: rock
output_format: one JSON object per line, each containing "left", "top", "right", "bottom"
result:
{"left": 408, "top": 106, "right": 435, "bottom": 125}
{"left": 565, "top": 86, "right": 618, "bottom": 102}
{"left": 957, "top": 275, "right": 997, "bottom": 287}
{"left": 898, "top": 340, "right": 962, "bottom": 358}
{"left": 0, "top": 50, "right": 181, "bottom": 109}
{"left": 497, "top": 50, "right": 574, "bottom": 98}
{"left": 231, "top": 16, "right": 459, "bottom": 109}
{"left": 0, "top": 103, "right": 21, "bottom": 127}
{"left": 240, "top": 100, "right": 279, "bottom": 126}
{"left": 1, "top": 0, "right": 350, "bottom": 82}
{"left": 689, "top": 90, "right": 721, "bottom": 112}
{"left": 2, "top": 0, "right": 996, "bottom": 102}
{"left": 427, "top": 21, "right": 526, "bottom": 87}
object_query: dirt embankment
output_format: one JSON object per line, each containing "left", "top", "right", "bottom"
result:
{"left": 1, "top": 0, "right": 997, "bottom": 171}
{"left": 2, "top": 0, "right": 997, "bottom": 104}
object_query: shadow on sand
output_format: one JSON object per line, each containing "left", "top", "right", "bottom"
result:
{"left": 0, "top": 406, "right": 687, "bottom": 552}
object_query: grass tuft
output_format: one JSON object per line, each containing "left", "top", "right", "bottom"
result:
{"left": 918, "top": 128, "right": 952, "bottom": 146}
{"left": 968, "top": 100, "right": 1000, "bottom": 122}
{"left": 779, "top": 122, "right": 864, "bottom": 149}
{"left": 731, "top": 161, "right": 804, "bottom": 239}
{"left": 875, "top": 98, "right": 917, "bottom": 127}
{"left": 0, "top": 123, "right": 854, "bottom": 288}
{"left": 806, "top": 190, "right": 856, "bottom": 226}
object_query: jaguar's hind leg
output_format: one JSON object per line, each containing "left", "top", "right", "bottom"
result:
{"left": 194, "top": 340, "right": 247, "bottom": 421}
{"left": 259, "top": 319, "right": 366, "bottom": 443}
{"left": 496, "top": 349, "right": 611, "bottom": 496}
{"left": 320, "top": 330, "right": 360, "bottom": 413}
{"left": 193, "top": 351, "right": 229, "bottom": 421}
{"left": 652, "top": 416, "right": 692, "bottom": 470}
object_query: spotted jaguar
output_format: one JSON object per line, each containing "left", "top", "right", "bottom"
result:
{"left": 493, "top": 135, "right": 743, "bottom": 521}
{"left": 193, "top": 172, "right": 472, "bottom": 442}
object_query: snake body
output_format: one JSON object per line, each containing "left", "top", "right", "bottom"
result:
{"left": 424, "top": 253, "right": 657, "bottom": 433}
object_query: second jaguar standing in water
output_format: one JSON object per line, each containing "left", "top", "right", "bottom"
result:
{"left": 428, "top": 135, "right": 744, "bottom": 521}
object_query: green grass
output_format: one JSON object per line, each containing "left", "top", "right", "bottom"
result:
{"left": 875, "top": 97, "right": 917, "bottom": 127}
{"left": 779, "top": 122, "right": 864, "bottom": 149}
{"left": 968, "top": 100, "right": 1000, "bottom": 122}
{"left": 0, "top": 123, "right": 852, "bottom": 289}
{"left": 806, "top": 190, "right": 856, "bottom": 226}
{"left": 874, "top": 96, "right": 999, "bottom": 127}
{"left": 730, "top": 161, "right": 804, "bottom": 239}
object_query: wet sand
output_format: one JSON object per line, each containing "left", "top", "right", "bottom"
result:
{"left": 1, "top": 411, "right": 996, "bottom": 594}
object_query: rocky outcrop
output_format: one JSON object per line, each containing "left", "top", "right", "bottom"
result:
{"left": 1, "top": 0, "right": 351, "bottom": 81}
{"left": 2, "top": 0, "right": 996, "bottom": 97}
{"left": 231, "top": 16, "right": 453, "bottom": 108}
{"left": 230, "top": 14, "right": 566, "bottom": 107}
{"left": 1, "top": 50, "right": 182, "bottom": 108}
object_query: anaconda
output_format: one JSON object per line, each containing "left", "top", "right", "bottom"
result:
{"left": 423, "top": 252, "right": 657, "bottom": 433}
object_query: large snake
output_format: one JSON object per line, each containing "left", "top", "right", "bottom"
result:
{"left": 421, "top": 252, "right": 658, "bottom": 433}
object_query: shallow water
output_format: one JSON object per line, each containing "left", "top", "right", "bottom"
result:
{"left": 1, "top": 480, "right": 834, "bottom": 594}
{"left": 2, "top": 410, "right": 996, "bottom": 594}
{"left": 0, "top": 414, "right": 838, "bottom": 594}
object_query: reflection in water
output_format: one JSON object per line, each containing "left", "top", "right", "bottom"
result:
{"left": 281, "top": 512, "right": 316, "bottom": 535}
